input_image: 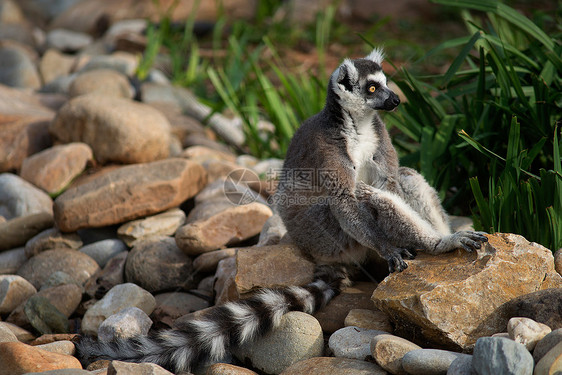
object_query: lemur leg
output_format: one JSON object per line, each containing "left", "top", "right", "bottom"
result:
{"left": 355, "top": 181, "right": 487, "bottom": 257}
{"left": 397, "top": 167, "right": 451, "bottom": 235}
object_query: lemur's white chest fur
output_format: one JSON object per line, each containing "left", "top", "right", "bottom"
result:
{"left": 344, "top": 115, "right": 379, "bottom": 185}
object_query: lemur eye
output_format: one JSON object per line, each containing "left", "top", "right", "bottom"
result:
{"left": 368, "top": 85, "right": 376, "bottom": 93}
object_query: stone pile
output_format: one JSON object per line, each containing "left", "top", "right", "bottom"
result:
{"left": 1, "top": 1, "right": 562, "bottom": 375}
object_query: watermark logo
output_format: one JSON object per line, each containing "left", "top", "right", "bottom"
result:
{"left": 224, "top": 168, "right": 262, "bottom": 205}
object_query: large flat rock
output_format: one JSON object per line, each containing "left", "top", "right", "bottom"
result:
{"left": 54, "top": 158, "right": 206, "bottom": 232}
{"left": 372, "top": 233, "right": 562, "bottom": 351}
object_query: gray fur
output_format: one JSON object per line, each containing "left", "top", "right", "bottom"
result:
{"left": 277, "top": 48, "right": 487, "bottom": 273}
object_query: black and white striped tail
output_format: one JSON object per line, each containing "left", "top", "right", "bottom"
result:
{"left": 75, "top": 265, "right": 351, "bottom": 373}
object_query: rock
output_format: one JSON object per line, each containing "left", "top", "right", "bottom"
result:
{"left": 50, "top": 94, "right": 171, "bottom": 164}
{"left": 24, "top": 228, "right": 83, "bottom": 258}
{"left": 234, "top": 311, "right": 324, "bottom": 374}
{"left": 117, "top": 208, "right": 186, "bottom": 247}
{"left": 0, "top": 322, "right": 18, "bottom": 342}
{"left": 81, "top": 283, "right": 156, "bottom": 336}
{"left": 370, "top": 334, "right": 421, "bottom": 375}
{"left": 0, "top": 173, "right": 53, "bottom": 220}
{"left": 402, "top": 349, "right": 467, "bottom": 375}
{"left": 152, "top": 292, "right": 209, "bottom": 328}
{"left": 182, "top": 145, "right": 236, "bottom": 164}
{"left": 280, "top": 357, "right": 387, "bottom": 375}
{"left": 534, "top": 329, "right": 562, "bottom": 363}
{"left": 472, "top": 336, "right": 533, "bottom": 375}
{"left": 69, "top": 69, "right": 133, "bottom": 98}
{"left": 535, "top": 341, "right": 562, "bottom": 375}
{"left": 233, "top": 245, "right": 315, "bottom": 297}
{"left": 0, "top": 116, "right": 52, "bottom": 172}
{"left": 0, "top": 341, "right": 82, "bottom": 374}
{"left": 54, "top": 158, "right": 206, "bottom": 232}
{"left": 447, "top": 354, "right": 475, "bottom": 375}
{"left": 555, "top": 249, "right": 562, "bottom": 275}
{"left": 0, "top": 85, "right": 54, "bottom": 118}
{"left": 198, "top": 276, "right": 215, "bottom": 295}
{"left": 20, "top": 142, "right": 94, "bottom": 195}
{"left": 78, "top": 52, "right": 139, "bottom": 76}
{"left": 40, "top": 271, "right": 80, "bottom": 290}
{"left": 17, "top": 0, "right": 84, "bottom": 23}
{"left": 0, "top": 274, "right": 36, "bottom": 314}
{"left": 98, "top": 307, "right": 152, "bottom": 342}
{"left": 46, "top": 28, "right": 93, "bottom": 52}
{"left": 31, "top": 333, "right": 78, "bottom": 346}
{"left": 125, "top": 236, "right": 193, "bottom": 293}
{"left": 257, "top": 213, "right": 288, "bottom": 246}
{"left": 253, "top": 158, "right": 284, "bottom": 176}
{"left": 206, "top": 363, "right": 259, "bottom": 375}
{"left": 25, "top": 294, "right": 70, "bottom": 334}
{"left": 0, "top": 41, "right": 40, "bottom": 89}
{"left": 84, "top": 251, "right": 127, "bottom": 299}
{"left": 39, "top": 49, "right": 76, "bottom": 85}
{"left": 507, "top": 317, "right": 551, "bottom": 351}
{"left": 0, "top": 248, "right": 26, "bottom": 274}
{"left": 328, "top": 326, "right": 386, "bottom": 360}
{"left": 176, "top": 202, "right": 272, "bottom": 255}
{"left": 344, "top": 308, "right": 393, "bottom": 332}
{"left": 141, "top": 83, "right": 245, "bottom": 147}
{"left": 213, "top": 256, "right": 237, "bottom": 304}
{"left": 36, "top": 340, "right": 76, "bottom": 356}
{"left": 315, "top": 282, "right": 379, "bottom": 334}
{"left": 193, "top": 248, "right": 237, "bottom": 273}
{"left": 108, "top": 360, "right": 173, "bottom": 375}
{"left": 80, "top": 239, "right": 127, "bottom": 268}
{"left": 497, "top": 288, "right": 562, "bottom": 331}
{"left": 1, "top": 321, "right": 34, "bottom": 342}
{"left": 372, "top": 233, "right": 561, "bottom": 350}
{"left": 7, "top": 283, "right": 81, "bottom": 328}
{"left": 0, "top": 213, "right": 53, "bottom": 251}
{"left": 17, "top": 248, "right": 100, "bottom": 289}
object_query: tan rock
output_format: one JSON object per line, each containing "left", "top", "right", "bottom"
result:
{"left": 108, "top": 360, "right": 173, "bottom": 374}
{"left": 39, "top": 49, "right": 76, "bottom": 84}
{"left": 0, "top": 275, "right": 36, "bottom": 314}
{"left": 0, "top": 115, "right": 52, "bottom": 172}
{"left": 206, "top": 363, "right": 258, "bottom": 375}
{"left": 234, "top": 244, "right": 315, "bottom": 296}
{"left": 344, "top": 308, "right": 393, "bottom": 332}
{"left": 193, "top": 248, "right": 237, "bottom": 273}
{"left": 36, "top": 340, "right": 76, "bottom": 356}
{"left": 30, "top": 333, "right": 79, "bottom": 346}
{"left": 176, "top": 202, "right": 272, "bottom": 255}
{"left": 182, "top": 145, "right": 236, "bottom": 163}
{"left": 507, "top": 317, "right": 551, "bottom": 351}
{"left": 20, "top": 142, "right": 93, "bottom": 194}
{"left": 370, "top": 334, "right": 421, "bottom": 375}
{"left": 69, "top": 69, "right": 133, "bottom": 98}
{"left": 0, "top": 322, "right": 18, "bottom": 343}
{"left": 117, "top": 208, "right": 186, "bottom": 247}
{"left": 372, "top": 233, "right": 561, "bottom": 350}
{"left": 0, "top": 85, "right": 55, "bottom": 118}
{"left": 0, "top": 341, "right": 82, "bottom": 374}
{"left": 280, "top": 357, "right": 387, "bottom": 375}
{"left": 54, "top": 158, "right": 207, "bottom": 232}
{"left": 1, "top": 321, "right": 34, "bottom": 342}
{"left": 202, "top": 159, "right": 245, "bottom": 184}
{"left": 535, "top": 341, "right": 562, "bottom": 375}
{"left": 50, "top": 94, "right": 171, "bottom": 164}
{"left": 315, "top": 282, "right": 379, "bottom": 334}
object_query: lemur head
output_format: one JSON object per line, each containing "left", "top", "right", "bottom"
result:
{"left": 330, "top": 47, "right": 400, "bottom": 113}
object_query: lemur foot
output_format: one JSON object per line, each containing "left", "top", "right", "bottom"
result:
{"left": 387, "top": 248, "right": 417, "bottom": 273}
{"left": 435, "top": 231, "right": 488, "bottom": 254}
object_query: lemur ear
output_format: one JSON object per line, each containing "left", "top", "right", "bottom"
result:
{"left": 334, "top": 59, "right": 358, "bottom": 92}
{"left": 366, "top": 47, "right": 385, "bottom": 65}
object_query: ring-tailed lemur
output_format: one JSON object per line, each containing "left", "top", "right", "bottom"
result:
{"left": 76, "top": 48, "right": 487, "bottom": 373}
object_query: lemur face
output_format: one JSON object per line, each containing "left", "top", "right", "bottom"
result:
{"left": 332, "top": 48, "right": 400, "bottom": 112}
